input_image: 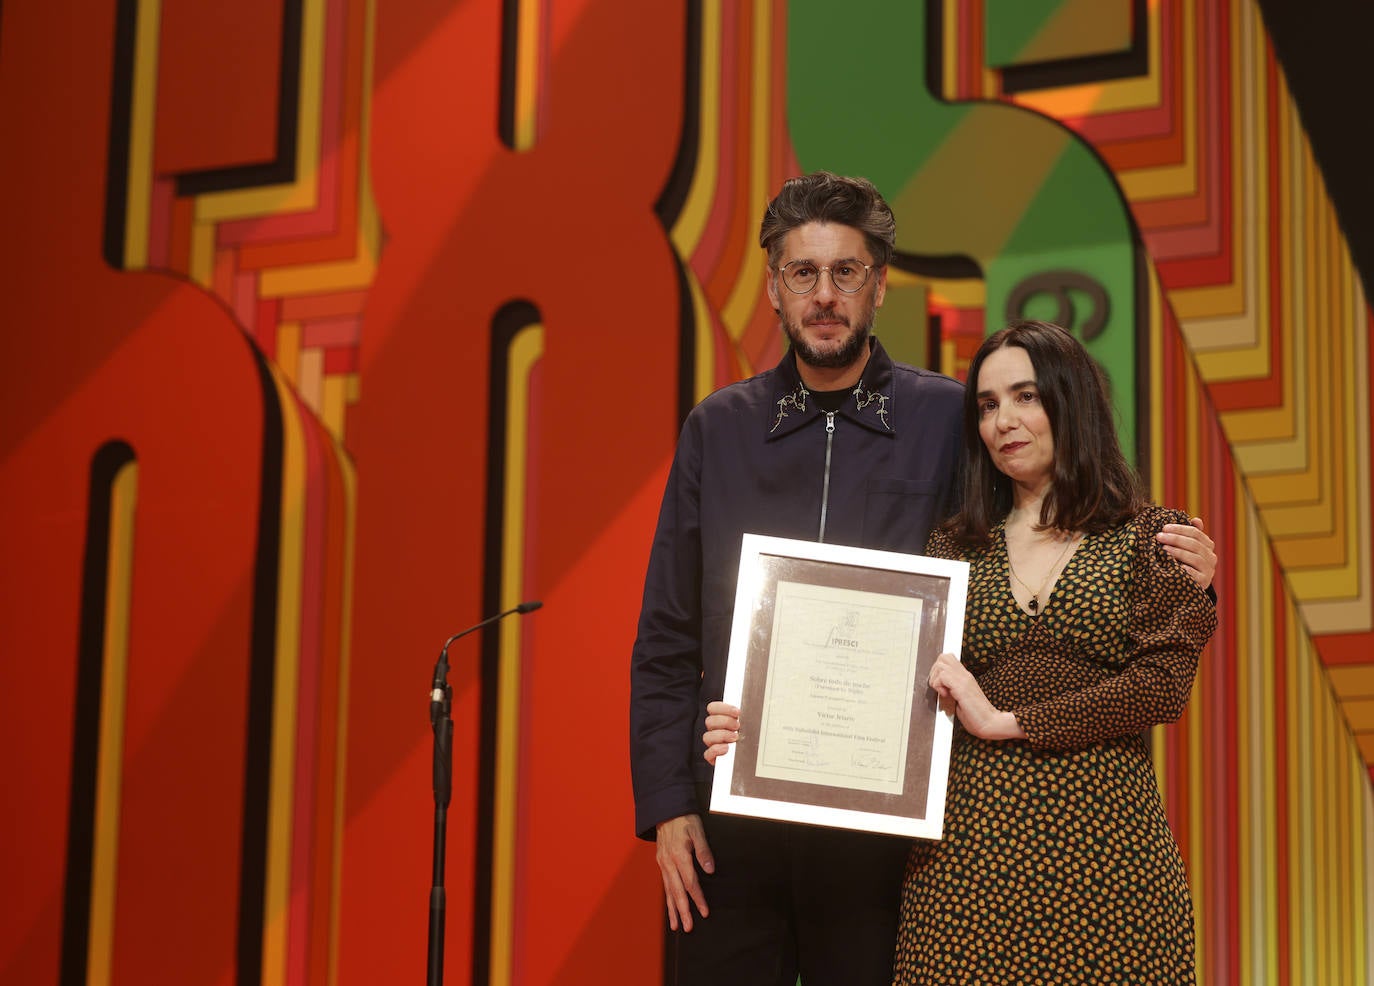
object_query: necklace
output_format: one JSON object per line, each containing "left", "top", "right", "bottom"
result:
{"left": 1006, "top": 531, "right": 1081, "bottom": 615}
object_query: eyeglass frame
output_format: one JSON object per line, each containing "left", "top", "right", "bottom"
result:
{"left": 772, "top": 258, "right": 878, "bottom": 295}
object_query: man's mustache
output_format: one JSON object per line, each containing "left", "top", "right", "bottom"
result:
{"left": 804, "top": 310, "right": 849, "bottom": 327}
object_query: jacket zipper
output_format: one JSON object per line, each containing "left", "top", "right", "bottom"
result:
{"left": 818, "top": 411, "right": 836, "bottom": 542}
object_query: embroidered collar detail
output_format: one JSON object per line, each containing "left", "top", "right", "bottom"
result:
{"left": 768, "top": 340, "right": 896, "bottom": 435}
{"left": 853, "top": 380, "right": 892, "bottom": 431}
{"left": 771, "top": 383, "right": 809, "bottom": 433}
{"left": 770, "top": 377, "right": 893, "bottom": 433}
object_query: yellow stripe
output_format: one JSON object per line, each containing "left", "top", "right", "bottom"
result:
{"left": 1147, "top": 270, "right": 1167, "bottom": 798}
{"left": 86, "top": 460, "right": 138, "bottom": 986}
{"left": 326, "top": 435, "right": 359, "bottom": 986}
{"left": 1285, "top": 590, "right": 1300, "bottom": 984}
{"left": 1359, "top": 757, "right": 1373, "bottom": 985}
{"left": 1347, "top": 705, "right": 1359, "bottom": 986}
{"left": 188, "top": 219, "right": 216, "bottom": 289}
{"left": 1317, "top": 664, "right": 1330, "bottom": 984}
{"left": 1331, "top": 674, "right": 1343, "bottom": 981}
{"left": 320, "top": 375, "right": 350, "bottom": 442}
{"left": 938, "top": 338, "right": 957, "bottom": 378}
{"left": 1337, "top": 254, "right": 1370, "bottom": 597}
{"left": 261, "top": 365, "right": 307, "bottom": 986}
{"left": 1291, "top": 605, "right": 1315, "bottom": 984}
{"left": 719, "top": 1, "right": 773, "bottom": 341}
{"left": 1147, "top": 268, "right": 1165, "bottom": 505}
{"left": 1183, "top": 345, "right": 1205, "bottom": 975}
{"left": 1252, "top": 491, "right": 1280, "bottom": 984}
{"left": 1319, "top": 665, "right": 1332, "bottom": 981}
{"left": 356, "top": 0, "right": 382, "bottom": 267}
{"left": 489, "top": 324, "right": 544, "bottom": 986}
{"left": 1331, "top": 663, "right": 1346, "bottom": 980}
{"left": 685, "top": 264, "right": 719, "bottom": 404}
{"left": 1236, "top": 486, "right": 1258, "bottom": 986}
{"left": 121, "top": 0, "right": 162, "bottom": 269}
{"left": 256, "top": 227, "right": 378, "bottom": 297}
{"left": 940, "top": 0, "right": 958, "bottom": 98}
{"left": 1337, "top": 700, "right": 1352, "bottom": 985}
{"left": 1183, "top": 356, "right": 1201, "bottom": 553}
{"left": 512, "top": 0, "right": 541, "bottom": 150}
{"left": 668, "top": 0, "right": 723, "bottom": 259}
{"left": 277, "top": 322, "right": 303, "bottom": 386}
{"left": 665, "top": 0, "right": 725, "bottom": 400}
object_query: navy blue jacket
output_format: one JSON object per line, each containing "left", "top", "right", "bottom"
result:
{"left": 629, "top": 338, "right": 965, "bottom": 838}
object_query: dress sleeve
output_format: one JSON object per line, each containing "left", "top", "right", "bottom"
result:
{"left": 924, "top": 526, "right": 958, "bottom": 560}
{"left": 1014, "top": 507, "right": 1218, "bottom": 751}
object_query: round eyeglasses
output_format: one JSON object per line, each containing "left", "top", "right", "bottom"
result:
{"left": 775, "top": 259, "right": 875, "bottom": 295}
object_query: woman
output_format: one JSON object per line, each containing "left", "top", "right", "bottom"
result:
{"left": 707, "top": 320, "right": 1217, "bottom": 984}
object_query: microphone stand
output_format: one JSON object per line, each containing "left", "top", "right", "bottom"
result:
{"left": 427, "top": 601, "right": 542, "bottom": 986}
{"left": 428, "top": 666, "right": 454, "bottom": 986}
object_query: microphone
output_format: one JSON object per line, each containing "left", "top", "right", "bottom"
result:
{"left": 430, "top": 601, "right": 543, "bottom": 717}
{"left": 425, "top": 599, "right": 540, "bottom": 986}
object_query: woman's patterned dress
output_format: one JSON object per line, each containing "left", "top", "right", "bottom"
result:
{"left": 892, "top": 506, "right": 1217, "bottom": 985}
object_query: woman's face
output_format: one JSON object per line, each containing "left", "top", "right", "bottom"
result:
{"left": 975, "top": 345, "right": 1055, "bottom": 494}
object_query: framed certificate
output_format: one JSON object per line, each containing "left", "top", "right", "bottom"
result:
{"left": 709, "top": 533, "right": 969, "bottom": 840}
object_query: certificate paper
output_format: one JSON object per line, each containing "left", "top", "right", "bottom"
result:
{"left": 755, "top": 582, "right": 922, "bottom": 795}
{"left": 710, "top": 534, "right": 969, "bottom": 840}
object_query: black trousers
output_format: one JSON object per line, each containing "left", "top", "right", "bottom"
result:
{"left": 665, "top": 788, "right": 912, "bottom": 986}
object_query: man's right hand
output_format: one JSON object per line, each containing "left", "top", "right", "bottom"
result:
{"left": 655, "top": 813, "right": 715, "bottom": 932}
{"left": 703, "top": 701, "right": 741, "bottom": 765}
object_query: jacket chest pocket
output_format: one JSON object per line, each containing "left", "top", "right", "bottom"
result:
{"left": 862, "top": 478, "right": 942, "bottom": 553}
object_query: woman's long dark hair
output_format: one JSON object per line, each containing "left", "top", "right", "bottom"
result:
{"left": 944, "top": 320, "right": 1146, "bottom": 549}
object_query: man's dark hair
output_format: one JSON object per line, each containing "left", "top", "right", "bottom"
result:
{"left": 945, "top": 319, "right": 1147, "bottom": 548}
{"left": 758, "top": 172, "right": 896, "bottom": 267}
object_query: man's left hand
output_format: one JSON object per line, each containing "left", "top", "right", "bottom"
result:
{"left": 1157, "top": 516, "right": 1217, "bottom": 590}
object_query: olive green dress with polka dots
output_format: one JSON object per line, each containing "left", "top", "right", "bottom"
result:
{"left": 892, "top": 506, "right": 1217, "bottom": 985}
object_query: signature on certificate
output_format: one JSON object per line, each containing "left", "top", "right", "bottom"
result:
{"left": 851, "top": 751, "right": 890, "bottom": 770}
{"left": 801, "top": 731, "right": 830, "bottom": 767}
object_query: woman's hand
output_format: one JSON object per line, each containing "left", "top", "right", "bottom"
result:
{"left": 928, "top": 653, "right": 1026, "bottom": 741}
{"left": 703, "top": 701, "right": 741, "bottom": 765}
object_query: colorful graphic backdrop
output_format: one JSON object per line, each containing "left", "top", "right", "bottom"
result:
{"left": 2, "top": 1, "right": 1371, "bottom": 984}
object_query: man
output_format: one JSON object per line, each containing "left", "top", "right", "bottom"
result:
{"left": 629, "top": 172, "right": 1216, "bottom": 984}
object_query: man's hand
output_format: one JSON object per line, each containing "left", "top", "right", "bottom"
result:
{"left": 655, "top": 813, "right": 715, "bottom": 932}
{"left": 703, "top": 701, "right": 741, "bottom": 765}
{"left": 1157, "top": 516, "right": 1217, "bottom": 590}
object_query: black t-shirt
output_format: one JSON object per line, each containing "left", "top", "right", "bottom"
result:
{"left": 810, "top": 387, "right": 849, "bottom": 413}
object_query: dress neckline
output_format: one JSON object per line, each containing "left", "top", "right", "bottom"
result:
{"left": 996, "top": 520, "right": 1088, "bottom": 620}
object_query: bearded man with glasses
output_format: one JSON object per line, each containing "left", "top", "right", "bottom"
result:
{"left": 628, "top": 172, "right": 1214, "bottom": 983}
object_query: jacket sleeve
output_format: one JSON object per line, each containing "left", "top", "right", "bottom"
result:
{"left": 629, "top": 416, "right": 707, "bottom": 839}
{"left": 1013, "top": 507, "right": 1218, "bottom": 751}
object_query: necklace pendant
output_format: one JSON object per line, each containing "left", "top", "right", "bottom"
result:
{"left": 1028, "top": 596, "right": 1039, "bottom": 614}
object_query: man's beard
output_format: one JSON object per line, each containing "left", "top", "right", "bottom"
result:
{"left": 782, "top": 301, "right": 876, "bottom": 370}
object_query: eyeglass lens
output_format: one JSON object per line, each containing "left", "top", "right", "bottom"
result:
{"left": 781, "top": 262, "right": 868, "bottom": 294}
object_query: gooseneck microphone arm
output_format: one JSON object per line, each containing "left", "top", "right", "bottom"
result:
{"left": 430, "top": 600, "right": 543, "bottom": 726}
{"left": 427, "top": 599, "right": 542, "bottom": 986}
